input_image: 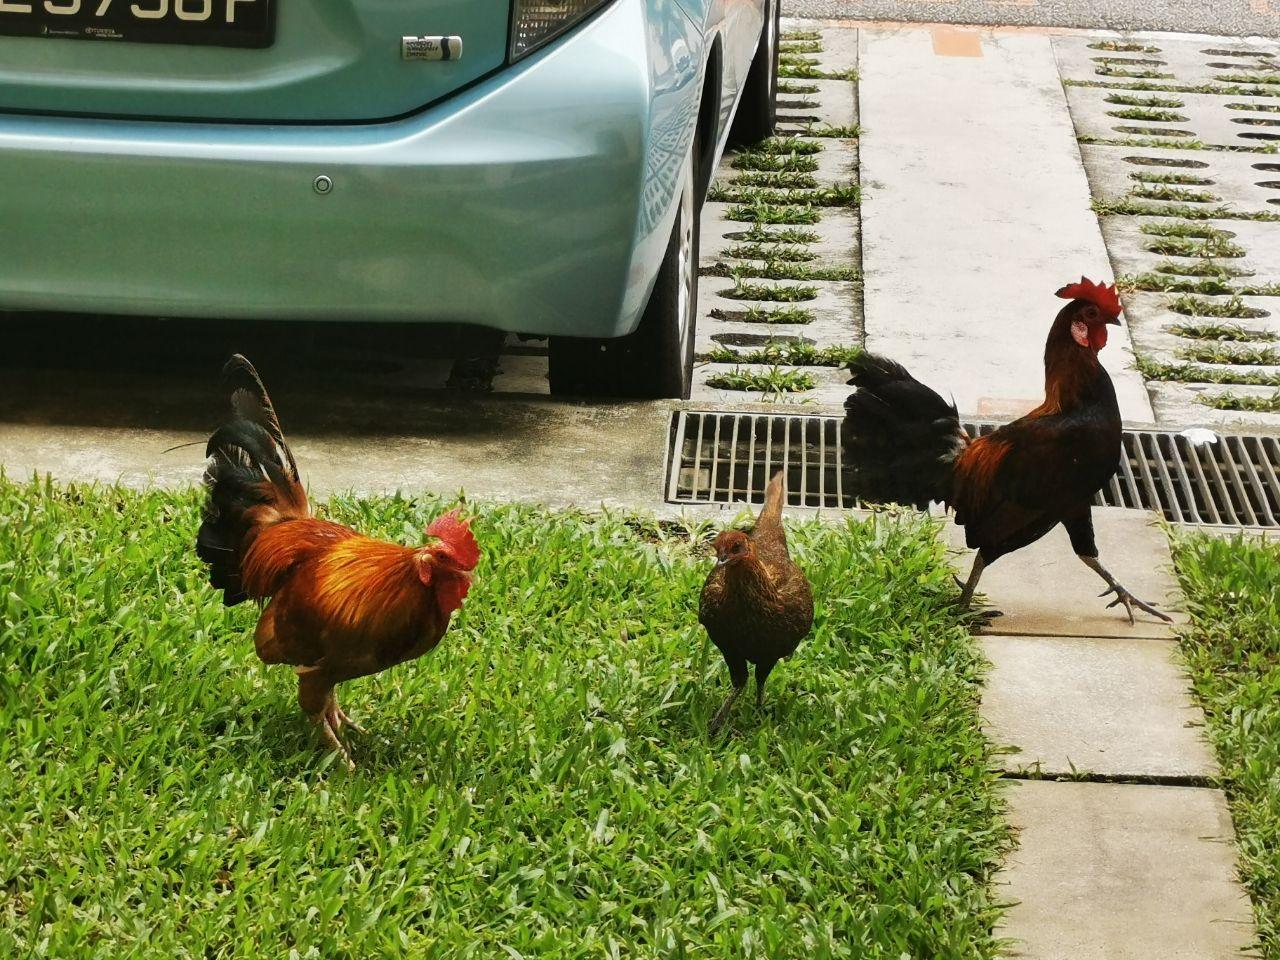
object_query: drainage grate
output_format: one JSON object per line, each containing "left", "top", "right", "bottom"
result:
{"left": 666, "top": 410, "right": 1280, "bottom": 529}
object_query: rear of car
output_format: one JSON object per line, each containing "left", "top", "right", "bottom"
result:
{"left": 0, "top": 0, "right": 775, "bottom": 396}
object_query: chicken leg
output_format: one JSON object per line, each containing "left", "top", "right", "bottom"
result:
{"left": 298, "top": 670, "right": 355, "bottom": 771}
{"left": 955, "top": 554, "right": 986, "bottom": 608}
{"left": 709, "top": 658, "right": 749, "bottom": 735}
{"left": 1079, "top": 555, "right": 1174, "bottom": 625}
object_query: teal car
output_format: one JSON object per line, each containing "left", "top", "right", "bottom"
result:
{"left": 0, "top": 0, "right": 779, "bottom": 398}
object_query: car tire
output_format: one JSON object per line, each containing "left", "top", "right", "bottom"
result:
{"left": 548, "top": 151, "right": 699, "bottom": 400}
{"left": 726, "top": 0, "right": 780, "bottom": 147}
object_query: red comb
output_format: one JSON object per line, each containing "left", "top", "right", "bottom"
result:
{"left": 426, "top": 510, "right": 480, "bottom": 571}
{"left": 1056, "top": 277, "right": 1122, "bottom": 319}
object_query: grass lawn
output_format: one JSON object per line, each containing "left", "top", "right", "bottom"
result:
{"left": 1174, "top": 533, "right": 1280, "bottom": 959}
{"left": 0, "top": 479, "right": 1006, "bottom": 959}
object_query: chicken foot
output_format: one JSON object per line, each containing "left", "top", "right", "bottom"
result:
{"left": 1079, "top": 555, "right": 1174, "bottom": 625}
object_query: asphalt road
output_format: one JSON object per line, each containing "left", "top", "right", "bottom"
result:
{"left": 786, "top": 0, "right": 1280, "bottom": 38}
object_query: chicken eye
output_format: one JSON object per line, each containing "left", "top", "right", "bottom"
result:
{"left": 1082, "top": 305, "right": 1101, "bottom": 323}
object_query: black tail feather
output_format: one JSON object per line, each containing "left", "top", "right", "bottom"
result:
{"left": 196, "top": 357, "right": 308, "bottom": 606}
{"left": 841, "top": 353, "right": 966, "bottom": 509}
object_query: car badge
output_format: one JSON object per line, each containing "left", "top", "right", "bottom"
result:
{"left": 402, "top": 36, "right": 463, "bottom": 61}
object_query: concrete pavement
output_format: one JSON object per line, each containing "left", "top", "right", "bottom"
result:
{"left": 786, "top": 0, "right": 1280, "bottom": 39}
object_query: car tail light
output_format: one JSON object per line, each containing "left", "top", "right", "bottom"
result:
{"left": 509, "top": 0, "right": 614, "bottom": 61}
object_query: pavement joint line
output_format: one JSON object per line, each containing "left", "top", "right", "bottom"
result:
{"left": 1000, "top": 771, "right": 1219, "bottom": 788}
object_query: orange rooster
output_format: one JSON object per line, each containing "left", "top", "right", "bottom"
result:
{"left": 196, "top": 355, "right": 479, "bottom": 768}
{"left": 842, "top": 278, "right": 1171, "bottom": 624}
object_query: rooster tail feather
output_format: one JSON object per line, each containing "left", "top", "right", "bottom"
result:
{"left": 197, "top": 358, "right": 309, "bottom": 606}
{"left": 751, "top": 471, "right": 788, "bottom": 552}
{"left": 841, "top": 353, "right": 967, "bottom": 509}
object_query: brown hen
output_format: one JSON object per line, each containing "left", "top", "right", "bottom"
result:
{"left": 699, "top": 472, "right": 814, "bottom": 734}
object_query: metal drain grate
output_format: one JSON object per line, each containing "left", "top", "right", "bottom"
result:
{"left": 666, "top": 410, "right": 1280, "bottom": 529}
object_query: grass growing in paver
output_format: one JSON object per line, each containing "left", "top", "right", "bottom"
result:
{"left": 1094, "top": 64, "right": 1175, "bottom": 80}
{"left": 726, "top": 202, "right": 822, "bottom": 225}
{"left": 1095, "top": 197, "right": 1280, "bottom": 220}
{"left": 706, "top": 261, "right": 860, "bottom": 283}
{"left": 802, "top": 124, "right": 861, "bottom": 139}
{"left": 1198, "top": 390, "right": 1280, "bottom": 411}
{"left": 782, "top": 30, "right": 822, "bottom": 42}
{"left": 1089, "top": 41, "right": 1161, "bottom": 54}
{"left": 1155, "top": 261, "right": 1255, "bottom": 279}
{"left": 724, "top": 243, "right": 818, "bottom": 263}
{"left": 730, "top": 171, "right": 821, "bottom": 190}
{"left": 0, "top": 478, "right": 1008, "bottom": 958}
{"left": 1170, "top": 321, "right": 1278, "bottom": 342}
{"left": 777, "top": 81, "right": 820, "bottom": 95}
{"left": 1177, "top": 342, "right": 1280, "bottom": 365}
{"left": 1107, "top": 93, "right": 1185, "bottom": 108}
{"left": 1136, "top": 357, "right": 1280, "bottom": 386}
{"left": 1169, "top": 294, "right": 1268, "bottom": 319}
{"left": 1216, "top": 73, "right": 1280, "bottom": 86}
{"left": 1146, "top": 236, "right": 1245, "bottom": 258}
{"left": 709, "top": 184, "right": 860, "bottom": 208}
{"left": 1122, "top": 272, "right": 1280, "bottom": 297}
{"left": 1108, "top": 107, "right": 1190, "bottom": 122}
{"left": 1141, "top": 222, "right": 1235, "bottom": 239}
{"left": 729, "top": 225, "right": 822, "bottom": 245}
{"left": 704, "top": 343, "right": 863, "bottom": 367}
{"left": 732, "top": 152, "right": 821, "bottom": 173}
{"left": 704, "top": 366, "right": 817, "bottom": 394}
{"left": 1066, "top": 79, "right": 1280, "bottom": 99}
{"left": 709, "top": 306, "right": 817, "bottom": 325}
{"left": 723, "top": 280, "right": 819, "bottom": 302}
{"left": 1132, "top": 172, "right": 1214, "bottom": 185}
{"left": 780, "top": 40, "right": 822, "bottom": 54}
{"left": 1079, "top": 135, "right": 1278, "bottom": 154}
{"left": 1173, "top": 535, "right": 1280, "bottom": 956}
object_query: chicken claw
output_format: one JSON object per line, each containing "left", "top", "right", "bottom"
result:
{"left": 1098, "top": 585, "right": 1174, "bottom": 625}
{"left": 327, "top": 697, "right": 368, "bottom": 736}
{"left": 314, "top": 714, "right": 356, "bottom": 772}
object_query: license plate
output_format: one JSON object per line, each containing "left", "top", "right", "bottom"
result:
{"left": 0, "top": 0, "right": 275, "bottom": 49}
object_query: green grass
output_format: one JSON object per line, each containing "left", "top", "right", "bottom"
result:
{"left": 723, "top": 281, "right": 820, "bottom": 302}
{"left": 1227, "top": 102, "right": 1280, "bottom": 113}
{"left": 724, "top": 243, "right": 818, "bottom": 263}
{"left": 705, "top": 261, "right": 860, "bottom": 283}
{"left": 780, "top": 40, "right": 822, "bottom": 54}
{"left": 1198, "top": 390, "right": 1280, "bottom": 412}
{"left": 703, "top": 343, "right": 864, "bottom": 367}
{"left": 1136, "top": 357, "right": 1280, "bottom": 386}
{"left": 1106, "top": 93, "right": 1185, "bottom": 107}
{"left": 1170, "top": 321, "right": 1278, "bottom": 342}
{"left": 1108, "top": 107, "right": 1189, "bottom": 122}
{"left": 1216, "top": 73, "right": 1280, "bottom": 86}
{"left": 757, "top": 136, "right": 825, "bottom": 155}
{"left": 1177, "top": 342, "right": 1280, "bottom": 365}
{"left": 725, "top": 203, "right": 822, "bottom": 225}
{"left": 1173, "top": 535, "right": 1280, "bottom": 955}
{"left": 709, "top": 306, "right": 817, "bottom": 325}
{"left": 730, "top": 171, "right": 821, "bottom": 190}
{"left": 703, "top": 366, "right": 817, "bottom": 394}
{"left": 1169, "top": 294, "right": 1267, "bottom": 319}
{"left": 708, "top": 184, "right": 860, "bottom": 208}
{"left": 781, "top": 30, "right": 822, "bottom": 42}
{"left": 0, "top": 479, "right": 1010, "bottom": 959}
{"left": 728, "top": 225, "right": 822, "bottom": 245}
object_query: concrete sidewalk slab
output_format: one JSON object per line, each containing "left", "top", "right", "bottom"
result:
{"left": 945, "top": 507, "right": 1184, "bottom": 638}
{"left": 981, "top": 633, "right": 1217, "bottom": 779}
{"left": 859, "top": 26, "right": 1154, "bottom": 423}
{"left": 997, "top": 779, "right": 1256, "bottom": 959}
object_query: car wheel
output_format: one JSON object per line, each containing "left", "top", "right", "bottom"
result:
{"left": 548, "top": 151, "right": 699, "bottom": 400}
{"left": 726, "top": 0, "right": 780, "bottom": 147}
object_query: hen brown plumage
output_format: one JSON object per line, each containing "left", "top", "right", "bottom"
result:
{"left": 699, "top": 472, "right": 814, "bottom": 734}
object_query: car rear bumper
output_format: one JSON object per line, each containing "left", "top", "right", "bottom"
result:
{"left": 0, "top": 0, "right": 702, "bottom": 339}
